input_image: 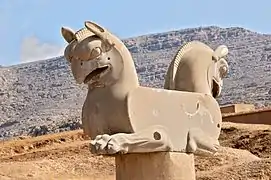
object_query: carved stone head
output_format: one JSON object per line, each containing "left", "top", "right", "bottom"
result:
{"left": 165, "top": 41, "right": 229, "bottom": 98}
{"left": 61, "top": 21, "right": 124, "bottom": 88}
{"left": 210, "top": 45, "right": 229, "bottom": 98}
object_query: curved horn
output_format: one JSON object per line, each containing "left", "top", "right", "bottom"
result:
{"left": 84, "top": 21, "right": 108, "bottom": 40}
{"left": 61, "top": 27, "right": 76, "bottom": 43}
{"left": 84, "top": 21, "right": 115, "bottom": 51}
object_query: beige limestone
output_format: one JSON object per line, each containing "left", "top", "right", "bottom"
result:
{"left": 164, "top": 41, "right": 229, "bottom": 98}
{"left": 115, "top": 152, "right": 196, "bottom": 180}
{"left": 220, "top": 104, "right": 255, "bottom": 114}
{"left": 61, "top": 21, "right": 139, "bottom": 137}
{"left": 61, "top": 21, "right": 222, "bottom": 156}
{"left": 223, "top": 108, "right": 271, "bottom": 125}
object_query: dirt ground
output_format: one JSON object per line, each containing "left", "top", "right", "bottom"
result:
{"left": 0, "top": 122, "right": 271, "bottom": 180}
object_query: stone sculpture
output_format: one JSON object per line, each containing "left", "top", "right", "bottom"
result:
{"left": 164, "top": 41, "right": 229, "bottom": 98}
{"left": 61, "top": 21, "right": 223, "bottom": 156}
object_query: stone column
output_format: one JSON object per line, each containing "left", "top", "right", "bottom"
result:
{"left": 115, "top": 152, "right": 196, "bottom": 180}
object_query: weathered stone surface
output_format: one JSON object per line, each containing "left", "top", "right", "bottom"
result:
{"left": 223, "top": 108, "right": 271, "bottom": 125}
{"left": 0, "top": 26, "right": 271, "bottom": 140}
{"left": 115, "top": 152, "right": 195, "bottom": 180}
{"left": 220, "top": 103, "right": 255, "bottom": 114}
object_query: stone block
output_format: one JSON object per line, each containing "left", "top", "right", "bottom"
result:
{"left": 115, "top": 152, "right": 195, "bottom": 180}
{"left": 220, "top": 104, "right": 255, "bottom": 114}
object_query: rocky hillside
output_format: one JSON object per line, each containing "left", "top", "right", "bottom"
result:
{"left": 0, "top": 26, "right": 271, "bottom": 140}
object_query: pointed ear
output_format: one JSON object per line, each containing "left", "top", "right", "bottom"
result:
{"left": 61, "top": 27, "right": 76, "bottom": 43}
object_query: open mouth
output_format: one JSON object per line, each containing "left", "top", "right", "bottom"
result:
{"left": 84, "top": 66, "right": 109, "bottom": 84}
{"left": 212, "top": 79, "right": 220, "bottom": 98}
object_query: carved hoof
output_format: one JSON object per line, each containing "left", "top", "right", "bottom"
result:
{"left": 90, "top": 134, "right": 128, "bottom": 155}
{"left": 107, "top": 136, "right": 129, "bottom": 154}
{"left": 90, "top": 134, "right": 112, "bottom": 154}
{"left": 186, "top": 128, "right": 220, "bottom": 156}
{"left": 211, "top": 143, "right": 220, "bottom": 153}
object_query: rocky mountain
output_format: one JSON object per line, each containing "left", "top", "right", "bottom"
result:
{"left": 0, "top": 26, "right": 270, "bottom": 140}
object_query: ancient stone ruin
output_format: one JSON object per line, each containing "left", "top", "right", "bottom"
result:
{"left": 60, "top": 20, "right": 229, "bottom": 180}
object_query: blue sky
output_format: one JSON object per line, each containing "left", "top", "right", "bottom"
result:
{"left": 0, "top": 0, "right": 270, "bottom": 66}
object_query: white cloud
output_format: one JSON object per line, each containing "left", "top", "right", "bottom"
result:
{"left": 20, "top": 36, "right": 65, "bottom": 63}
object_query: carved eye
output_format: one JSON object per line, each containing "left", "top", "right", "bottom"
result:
{"left": 220, "top": 66, "right": 228, "bottom": 78}
{"left": 90, "top": 47, "right": 102, "bottom": 59}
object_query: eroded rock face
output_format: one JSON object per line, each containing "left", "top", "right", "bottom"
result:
{"left": 1, "top": 26, "right": 271, "bottom": 140}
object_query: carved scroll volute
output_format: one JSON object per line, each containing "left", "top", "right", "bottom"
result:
{"left": 84, "top": 21, "right": 115, "bottom": 52}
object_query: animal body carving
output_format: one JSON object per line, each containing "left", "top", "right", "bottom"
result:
{"left": 61, "top": 22, "right": 139, "bottom": 137}
{"left": 61, "top": 21, "right": 223, "bottom": 156}
{"left": 164, "top": 41, "right": 229, "bottom": 98}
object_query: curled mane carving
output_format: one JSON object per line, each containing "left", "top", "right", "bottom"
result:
{"left": 170, "top": 41, "right": 212, "bottom": 89}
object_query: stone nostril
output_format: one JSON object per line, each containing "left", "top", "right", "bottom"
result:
{"left": 107, "top": 57, "right": 110, "bottom": 60}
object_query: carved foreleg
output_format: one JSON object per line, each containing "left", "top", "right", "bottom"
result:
{"left": 186, "top": 127, "right": 220, "bottom": 156}
{"left": 90, "top": 125, "right": 173, "bottom": 155}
